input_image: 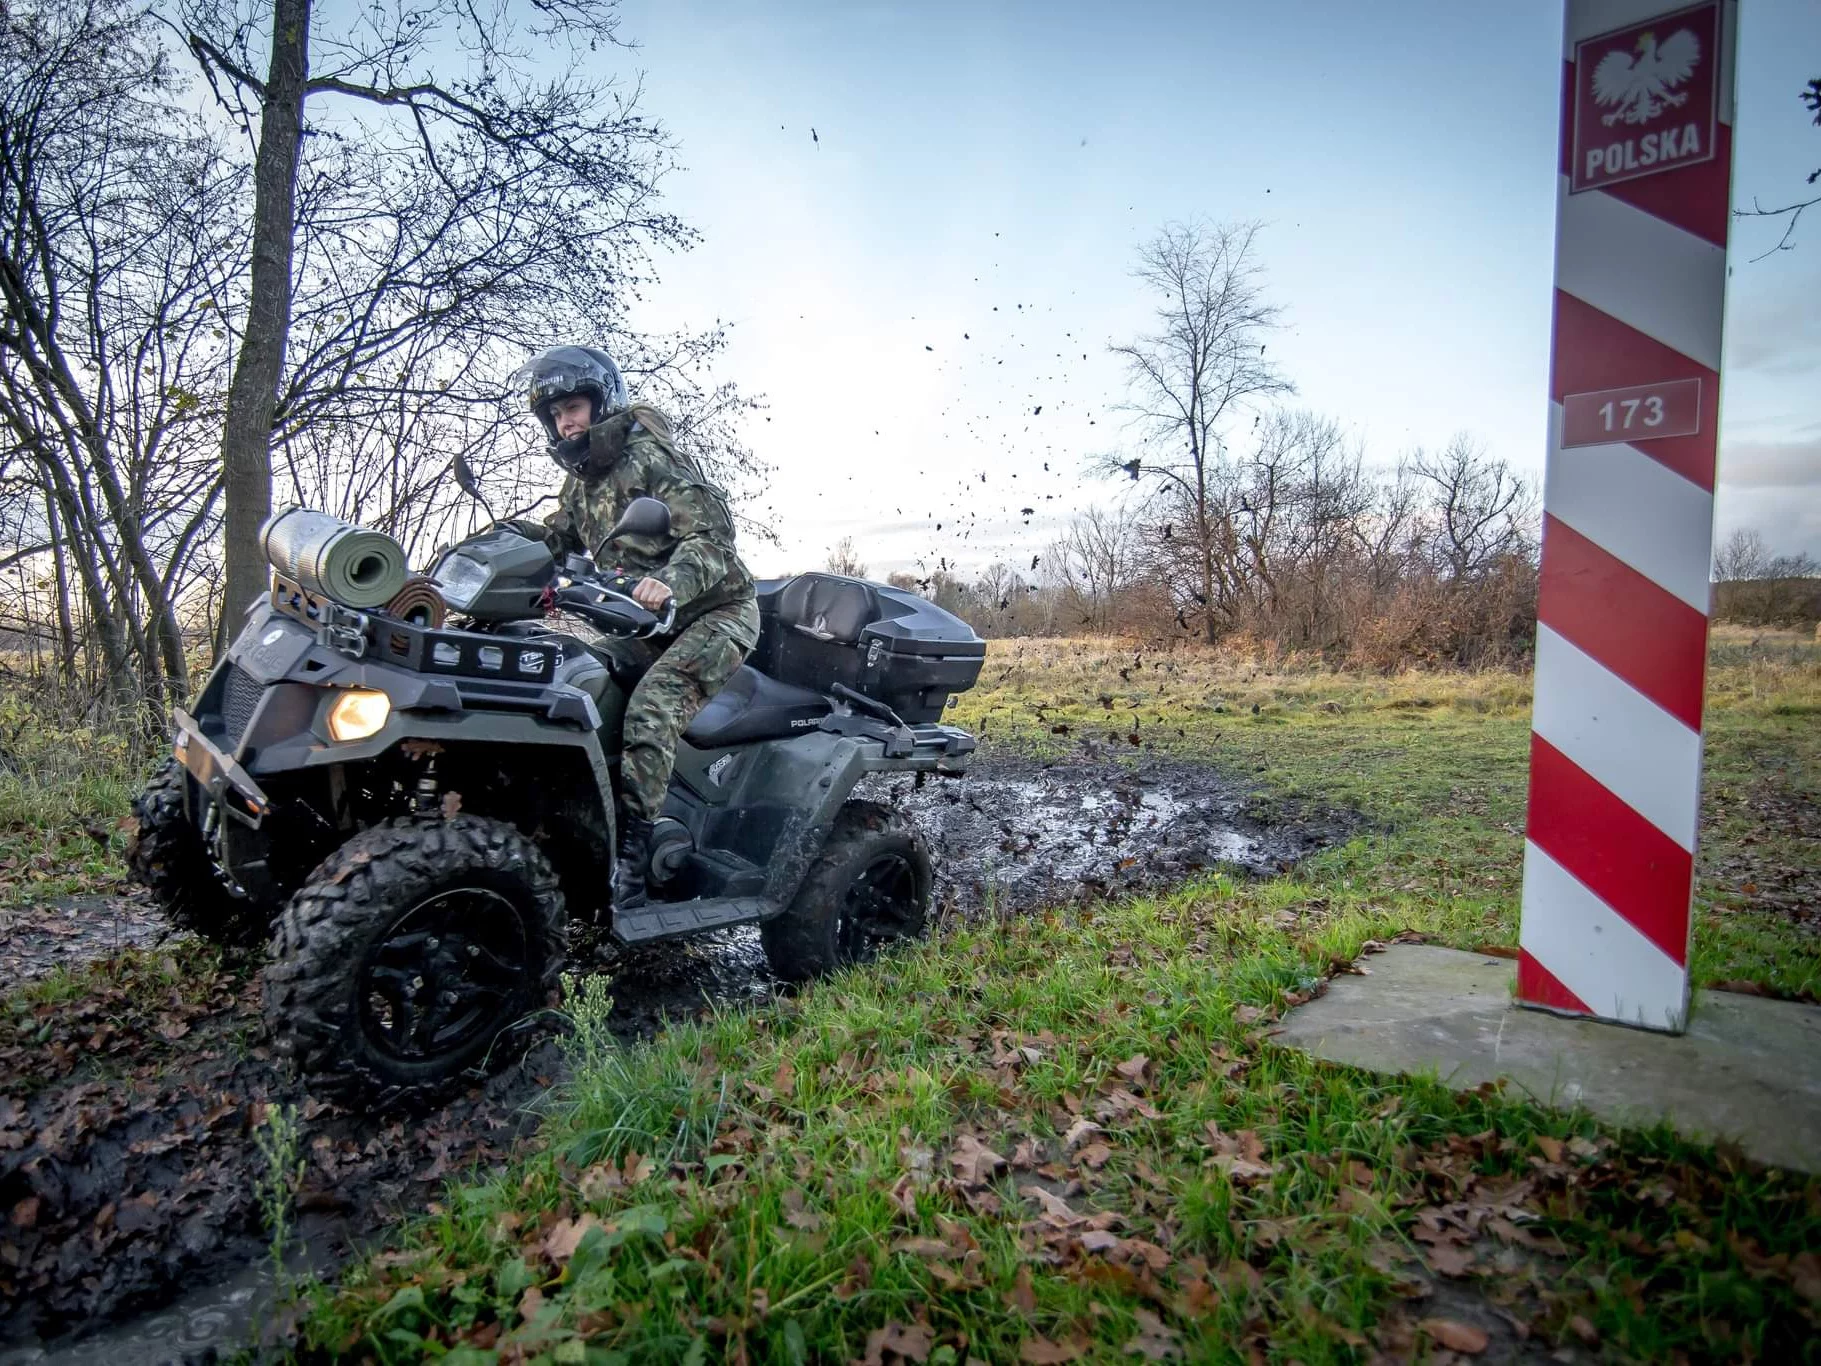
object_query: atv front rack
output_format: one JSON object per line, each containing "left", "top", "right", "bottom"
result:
{"left": 271, "top": 573, "right": 564, "bottom": 686}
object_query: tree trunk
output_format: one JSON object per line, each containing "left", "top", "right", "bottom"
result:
{"left": 218, "top": 0, "right": 310, "bottom": 646}
{"left": 40, "top": 472, "right": 78, "bottom": 685}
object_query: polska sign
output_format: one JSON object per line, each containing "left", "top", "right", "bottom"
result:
{"left": 1570, "top": 1, "right": 1719, "bottom": 193}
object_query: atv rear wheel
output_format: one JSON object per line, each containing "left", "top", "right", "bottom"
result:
{"left": 264, "top": 815, "right": 566, "bottom": 1105}
{"left": 762, "top": 800, "right": 931, "bottom": 983}
{"left": 126, "top": 759, "right": 266, "bottom": 948}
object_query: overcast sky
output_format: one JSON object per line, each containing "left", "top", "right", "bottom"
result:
{"left": 604, "top": 0, "right": 1819, "bottom": 578}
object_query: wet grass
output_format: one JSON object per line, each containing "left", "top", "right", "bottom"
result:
{"left": 0, "top": 702, "right": 143, "bottom": 908}
{"left": 287, "top": 897, "right": 1820, "bottom": 1364}
{"left": 950, "top": 633, "right": 1821, "bottom": 1000}
{"left": 284, "top": 637, "right": 1821, "bottom": 1364}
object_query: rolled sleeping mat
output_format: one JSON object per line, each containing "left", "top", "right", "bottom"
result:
{"left": 260, "top": 506, "right": 410, "bottom": 609}
{"left": 383, "top": 576, "right": 448, "bottom": 629}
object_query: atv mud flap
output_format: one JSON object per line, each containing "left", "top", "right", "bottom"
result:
{"left": 171, "top": 707, "right": 272, "bottom": 828}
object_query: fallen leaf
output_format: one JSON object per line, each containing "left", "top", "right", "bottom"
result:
{"left": 864, "top": 1321, "right": 932, "bottom": 1363}
{"left": 950, "top": 1134, "right": 1007, "bottom": 1185}
{"left": 1020, "top": 1336, "right": 1084, "bottom": 1363}
{"left": 518, "top": 1283, "right": 546, "bottom": 1324}
{"left": 1419, "top": 1318, "right": 1488, "bottom": 1354}
{"left": 1076, "top": 1141, "right": 1114, "bottom": 1170}
{"left": 1534, "top": 1135, "right": 1565, "bottom": 1164}
{"left": 1020, "top": 1183, "right": 1082, "bottom": 1224}
{"left": 1095, "top": 1087, "right": 1162, "bottom": 1121}
{"left": 1004, "top": 1264, "right": 1037, "bottom": 1314}
{"left": 1114, "top": 1054, "right": 1150, "bottom": 1083}
{"left": 541, "top": 1213, "right": 604, "bottom": 1264}
{"left": 579, "top": 1164, "right": 623, "bottom": 1201}
{"left": 781, "top": 1189, "right": 822, "bottom": 1232}
{"left": 1426, "top": 1242, "right": 1476, "bottom": 1278}
{"left": 1711, "top": 979, "right": 1768, "bottom": 996}
{"left": 893, "top": 1236, "right": 956, "bottom": 1259}
{"left": 1063, "top": 1118, "right": 1103, "bottom": 1150}
{"left": 1080, "top": 1229, "right": 1121, "bottom": 1253}
{"left": 1791, "top": 1251, "right": 1821, "bottom": 1304}
{"left": 10, "top": 1196, "right": 39, "bottom": 1229}
{"left": 441, "top": 790, "right": 463, "bottom": 818}
{"left": 1123, "top": 1306, "right": 1182, "bottom": 1360}
{"left": 1565, "top": 1135, "right": 1604, "bottom": 1161}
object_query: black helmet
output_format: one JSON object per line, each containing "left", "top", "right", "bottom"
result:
{"left": 510, "top": 345, "right": 627, "bottom": 467}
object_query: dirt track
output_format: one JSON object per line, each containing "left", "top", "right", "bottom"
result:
{"left": 0, "top": 749, "right": 1354, "bottom": 1363}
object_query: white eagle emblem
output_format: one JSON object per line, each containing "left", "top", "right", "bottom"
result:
{"left": 1592, "top": 27, "right": 1700, "bottom": 127}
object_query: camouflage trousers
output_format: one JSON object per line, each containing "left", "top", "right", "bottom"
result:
{"left": 593, "top": 598, "right": 760, "bottom": 822}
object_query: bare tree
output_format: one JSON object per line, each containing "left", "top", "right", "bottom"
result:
{"left": 1411, "top": 434, "right": 1536, "bottom": 582}
{"left": 1736, "top": 76, "right": 1820, "bottom": 258}
{"left": 826, "top": 536, "right": 868, "bottom": 578}
{"left": 1102, "top": 220, "right": 1293, "bottom": 640}
{"left": 171, "top": 0, "right": 688, "bottom": 631}
{"left": 1047, "top": 503, "right": 1143, "bottom": 632}
{"left": 1, "top": 0, "right": 248, "bottom": 712}
{"left": 1713, "top": 527, "right": 1769, "bottom": 582}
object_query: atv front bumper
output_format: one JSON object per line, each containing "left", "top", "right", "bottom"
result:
{"left": 172, "top": 707, "right": 272, "bottom": 828}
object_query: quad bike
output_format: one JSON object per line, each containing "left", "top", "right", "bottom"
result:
{"left": 127, "top": 497, "right": 983, "bottom": 1102}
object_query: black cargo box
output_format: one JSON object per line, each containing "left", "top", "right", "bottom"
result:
{"left": 751, "top": 573, "right": 985, "bottom": 723}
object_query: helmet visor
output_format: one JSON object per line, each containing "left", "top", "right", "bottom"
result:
{"left": 511, "top": 350, "right": 608, "bottom": 409}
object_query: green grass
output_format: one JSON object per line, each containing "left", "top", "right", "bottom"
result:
{"left": 949, "top": 635, "right": 1820, "bottom": 1000}
{"left": 0, "top": 696, "right": 145, "bottom": 907}
{"left": 285, "top": 639, "right": 1821, "bottom": 1364}
{"left": 289, "top": 897, "right": 1819, "bottom": 1364}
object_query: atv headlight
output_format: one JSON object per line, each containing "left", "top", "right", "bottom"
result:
{"left": 433, "top": 552, "right": 489, "bottom": 611}
{"left": 327, "top": 688, "right": 391, "bottom": 742}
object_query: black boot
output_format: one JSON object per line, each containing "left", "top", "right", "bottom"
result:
{"left": 613, "top": 817, "right": 653, "bottom": 912}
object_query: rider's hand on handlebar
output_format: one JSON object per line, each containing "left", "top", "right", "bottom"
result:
{"left": 631, "top": 577, "right": 673, "bottom": 611}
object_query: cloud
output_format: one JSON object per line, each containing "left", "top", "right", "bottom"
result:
{"left": 1724, "top": 268, "right": 1821, "bottom": 375}
{"left": 1717, "top": 433, "right": 1821, "bottom": 489}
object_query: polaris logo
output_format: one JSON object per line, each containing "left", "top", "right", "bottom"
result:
{"left": 708, "top": 755, "right": 734, "bottom": 786}
{"left": 790, "top": 717, "right": 818, "bottom": 729}
{"left": 263, "top": 628, "right": 286, "bottom": 646}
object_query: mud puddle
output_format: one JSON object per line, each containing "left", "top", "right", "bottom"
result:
{"left": 870, "top": 752, "right": 1351, "bottom": 918}
{"left": 0, "top": 750, "right": 1352, "bottom": 1363}
{"left": 0, "top": 896, "right": 168, "bottom": 985}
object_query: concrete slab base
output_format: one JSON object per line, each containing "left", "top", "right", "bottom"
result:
{"left": 1275, "top": 944, "right": 1821, "bottom": 1174}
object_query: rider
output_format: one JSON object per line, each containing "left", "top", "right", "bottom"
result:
{"left": 506, "top": 345, "right": 760, "bottom": 912}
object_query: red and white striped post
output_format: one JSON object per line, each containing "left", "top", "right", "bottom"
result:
{"left": 1519, "top": 0, "right": 1737, "bottom": 1032}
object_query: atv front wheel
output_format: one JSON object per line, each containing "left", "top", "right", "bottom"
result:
{"left": 762, "top": 800, "right": 931, "bottom": 983}
{"left": 264, "top": 816, "right": 566, "bottom": 1104}
{"left": 126, "top": 759, "right": 266, "bottom": 948}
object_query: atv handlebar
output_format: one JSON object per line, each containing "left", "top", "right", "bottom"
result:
{"left": 551, "top": 578, "right": 676, "bottom": 638}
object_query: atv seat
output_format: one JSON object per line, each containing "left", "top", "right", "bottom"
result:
{"left": 684, "top": 665, "right": 832, "bottom": 748}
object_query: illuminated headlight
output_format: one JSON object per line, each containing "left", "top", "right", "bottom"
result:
{"left": 433, "top": 553, "right": 489, "bottom": 610}
{"left": 327, "top": 688, "right": 391, "bottom": 742}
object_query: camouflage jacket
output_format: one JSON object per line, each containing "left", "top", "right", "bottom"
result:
{"left": 541, "top": 406, "right": 756, "bottom": 637}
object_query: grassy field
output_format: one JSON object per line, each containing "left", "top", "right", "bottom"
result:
{"left": 272, "top": 630, "right": 1820, "bottom": 1364}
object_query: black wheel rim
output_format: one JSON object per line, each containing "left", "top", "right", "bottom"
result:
{"left": 358, "top": 887, "right": 533, "bottom": 1064}
{"left": 832, "top": 852, "right": 922, "bottom": 965}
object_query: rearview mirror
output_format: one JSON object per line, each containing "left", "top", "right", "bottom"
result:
{"left": 450, "top": 452, "right": 482, "bottom": 500}
{"left": 449, "top": 453, "right": 494, "bottom": 520}
{"left": 607, "top": 496, "right": 671, "bottom": 542}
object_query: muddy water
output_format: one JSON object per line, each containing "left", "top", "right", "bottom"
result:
{"left": 869, "top": 754, "right": 1338, "bottom": 916}
{"left": 0, "top": 751, "right": 1352, "bottom": 1364}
